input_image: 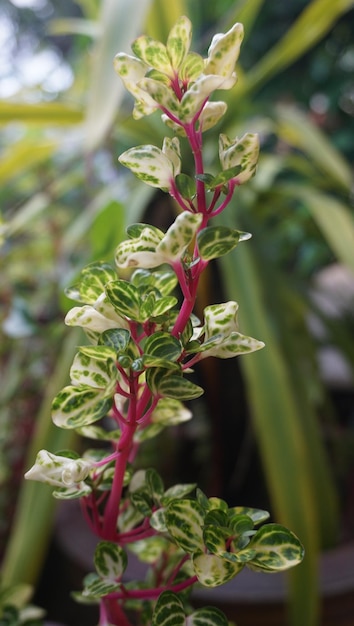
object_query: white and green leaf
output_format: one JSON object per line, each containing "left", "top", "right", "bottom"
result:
{"left": 197, "top": 226, "right": 250, "bottom": 261}
{"left": 247, "top": 524, "right": 305, "bottom": 572}
{"left": 165, "top": 499, "right": 204, "bottom": 553}
{"left": 94, "top": 542, "right": 127, "bottom": 580}
{"left": 52, "top": 385, "right": 113, "bottom": 429}
{"left": 192, "top": 553, "right": 243, "bottom": 587}
{"left": 152, "top": 591, "right": 185, "bottom": 626}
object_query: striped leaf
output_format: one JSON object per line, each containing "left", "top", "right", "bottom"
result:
{"left": 65, "top": 262, "right": 117, "bottom": 304}
{"left": 94, "top": 541, "right": 127, "bottom": 580}
{"left": 105, "top": 280, "right": 142, "bottom": 322}
{"left": 192, "top": 553, "right": 243, "bottom": 587}
{"left": 52, "top": 385, "right": 112, "bottom": 429}
{"left": 165, "top": 499, "right": 204, "bottom": 553}
{"left": 187, "top": 607, "right": 229, "bottom": 626}
{"left": 152, "top": 591, "right": 185, "bottom": 626}
{"left": 82, "top": 574, "right": 121, "bottom": 599}
{"left": 144, "top": 332, "right": 182, "bottom": 361}
{"left": 197, "top": 226, "right": 250, "bottom": 261}
{"left": 146, "top": 368, "right": 204, "bottom": 400}
{"left": 131, "top": 268, "right": 178, "bottom": 296}
{"left": 248, "top": 524, "right": 305, "bottom": 572}
{"left": 98, "top": 328, "right": 131, "bottom": 353}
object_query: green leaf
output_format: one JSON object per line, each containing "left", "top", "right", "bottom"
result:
{"left": 52, "top": 385, "right": 112, "bottom": 429}
{"left": 143, "top": 332, "right": 182, "bottom": 361}
{"left": 192, "top": 553, "right": 243, "bottom": 587}
{"left": 188, "top": 606, "right": 229, "bottom": 626}
{"left": 152, "top": 591, "right": 185, "bottom": 626}
{"left": 175, "top": 173, "right": 196, "bottom": 199}
{"left": 197, "top": 226, "right": 250, "bottom": 261}
{"left": 165, "top": 499, "right": 204, "bottom": 553}
{"left": 247, "top": 524, "right": 304, "bottom": 572}
{"left": 94, "top": 542, "right": 127, "bottom": 580}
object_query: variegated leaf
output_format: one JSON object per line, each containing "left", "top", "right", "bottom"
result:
{"left": 219, "top": 133, "right": 259, "bottom": 184}
{"left": 151, "top": 398, "right": 192, "bottom": 426}
{"left": 192, "top": 552, "right": 243, "bottom": 587}
{"left": 143, "top": 332, "right": 182, "bottom": 361}
{"left": 65, "top": 262, "right": 117, "bottom": 304}
{"left": 150, "top": 507, "right": 167, "bottom": 532}
{"left": 152, "top": 591, "right": 185, "bottom": 626}
{"left": 197, "top": 226, "right": 250, "bottom": 261}
{"left": 247, "top": 524, "right": 305, "bottom": 572}
{"left": 205, "top": 22, "right": 244, "bottom": 82}
{"left": 115, "top": 225, "right": 164, "bottom": 269}
{"left": 180, "top": 52, "right": 204, "bottom": 83}
{"left": 131, "top": 268, "right": 178, "bottom": 296}
{"left": 69, "top": 349, "right": 118, "bottom": 391}
{"left": 98, "top": 328, "right": 131, "bottom": 352}
{"left": 131, "top": 35, "right": 172, "bottom": 75}
{"left": 127, "top": 536, "right": 170, "bottom": 563}
{"left": 82, "top": 574, "right": 121, "bottom": 599}
{"left": 105, "top": 280, "right": 142, "bottom": 322}
{"left": 158, "top": 212, "right": 203, "bottom": 262}
{"left": 113, "top": 53, "right": 158, "bottom": 119}
{"left": 139, "top": 78, "right": 180, "bottom": 115}
{"left": 198, "top": 101, "right": 227, "bottom": 133}
{"left": 165, "top": 499, "right": 204, "bottom": 553}
{"left": 229, "top": 506, "right": 270, "bottom": 526}
{"left": 53, "top": 483, "right": 92, "bottom": 499}
{"left": 94, "top": 541, "right": 127, "bottom": 581}
{"left": 146, "top": 368, "right": 204, "bottom": 400}
{"left": 180, "top": 75, "right": 227, "bottom": 123}
{"left": 186, "top": 607, "right": 228, "bottom": 626}
{"left": 65, "top": 302, "right": 128, "bottom": 335}
{"left": 161, "top": 482, "right": 196, "bottom": 505}
{"left": 118, "top": 144, "right": 175, "bottom": 190}
{"left": 166, "top": 16, "right": 192, "bottom": 70}
{"left": 52, "top": 385, "right": 113, "bottom": 429}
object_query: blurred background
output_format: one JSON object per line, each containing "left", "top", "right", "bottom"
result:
{"left": 1, "top": 1, "right": 354, "bottom": 625}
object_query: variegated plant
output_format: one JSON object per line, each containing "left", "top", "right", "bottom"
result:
{"left": 25, "top": 16, "right": 304, "bottom": 626}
